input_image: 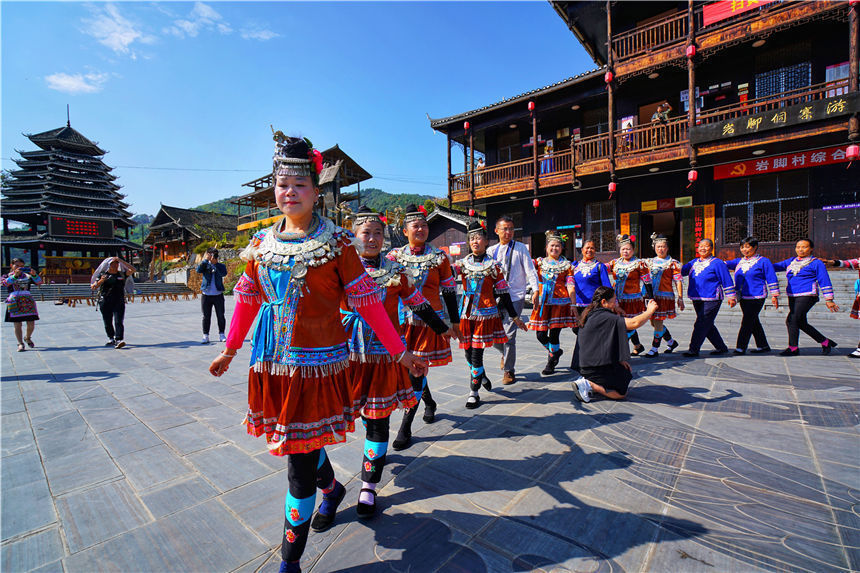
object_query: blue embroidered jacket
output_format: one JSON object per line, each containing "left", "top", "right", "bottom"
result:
{"left": 725, "top": 256, "right": 780, "bottom": 299}
{"left": 571, "top": 259, "right": 612, "bottom": 307}
{"left": 681, "top": 257, "right": 736, "bottom": 301}
{"left": 772, "top": 257, "right": 834, "bottom": 299}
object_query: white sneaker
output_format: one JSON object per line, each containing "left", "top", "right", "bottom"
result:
{"left": 850, "top": 347, "right": 860, "bottom": 358}
{"left": 114, "top": 340, "right": 126, "bottom": 349}
{"left": 219, "top": 333, "right": 227, "bottom": 343}
{"left": 201, "top": 334, "right": 209, "bottom": 344}
{"left": 572, "top": 377, "right": 592, "bottom": 403}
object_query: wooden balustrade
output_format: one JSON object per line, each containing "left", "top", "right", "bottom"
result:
{"left": 612, "top": 11, "right": 688, "bottom": 61}
{"left": 696, "top": 79, "right": 850, "bottom": 125}
{"left": 617, "top": 117, "right": 688, "bottom": 154}
{"left": 577, "top": 133, "right": 611, "bottom": 162}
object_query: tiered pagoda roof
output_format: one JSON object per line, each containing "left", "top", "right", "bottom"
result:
{"left": 1, "top": 123, "right": 140, "bottom": 251}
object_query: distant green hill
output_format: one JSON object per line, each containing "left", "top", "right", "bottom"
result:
{"left": 344, "top": 188, "right": 435, "bottom": 212}
{"left": 194, "top": 196, "right": 243, "bottom": 215}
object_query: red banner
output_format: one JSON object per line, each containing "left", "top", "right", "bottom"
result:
{"left": 713, "top": 146, "right": 850, "bottom": 180}
{"left": 702, "top": 0, "right": 776, "bottom": 28}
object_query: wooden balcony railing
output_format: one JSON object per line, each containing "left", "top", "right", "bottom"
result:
{"left": 577, "top": 133, "right": 611, "bottom": 162}
{"left": 696, "top": 79, "right": 849, "bottom": 125}
{"left": 611, "top": 1, "right": 829, "bottom": 64}
{"left": 616, "top": 117, "right": 688, "bottom": 155}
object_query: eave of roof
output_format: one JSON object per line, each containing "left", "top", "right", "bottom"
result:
{"left": 428, "top": 66, "right": 605, "bottom": 131}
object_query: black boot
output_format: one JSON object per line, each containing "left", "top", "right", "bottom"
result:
{"left": 422, "top": 386, "right": 437, "bottom": 424}
{"left": 392, "top": 407, "right": 418, "bottom": 450}
{"left": 541, "top": 349, "right": 563, "bottom": 375}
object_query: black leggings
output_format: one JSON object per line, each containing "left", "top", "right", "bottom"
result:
{"left": 536, "top": 328, "right": 561, "bottom": 348}
{"left": 786, "top": 296, "right": 826, "bottom": 347}
{"left": 737, "top": 298, "right": 768, "bottom": 350}
{"left": 464, "top": 347, "right": 484, "bottom": 371}
{"left": 281, "top": 450, "right": 335, "bottom": 563}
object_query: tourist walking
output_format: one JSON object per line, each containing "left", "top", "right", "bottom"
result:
{"left": 681, "top": 239, "right": 737, "bottom": 357}
{"left": 772, "top": 239, "right": 839, "bottom": 356}
{"left": 487, "top": 215, "right": 538, "bottom": 385}
{"left": 456, "top": 221, "right": 525, "bottom": 409}
{"left": 388, "top": 204, "right": 461, "bottom": 449}
{"left": 528, "top": 230, "right": 577, "bottom": 375}
{"left": 643, "top": 234, "right": 684, "bottom": 356}
{"left": 569, "top": 239, "right": 613, "bottom": 369}
{"left": 343, "top": 207, "right": 446, "bottom": 518}
{"left": 828, "top": 258, "right": 859, "bottom": 357}
{"left": 724, "top": 237, "right": 780, "bottom": 354}
{"left": 607, "top": 234, "right": 654, "bottom": 355}
{"left": 91, "top": 256, "right": 136, "bottom": 349}
{"left": 572, "top": 286, "right": 658, "bottom": 402}
{"left": 208, "top": 134, "right": 425, "bottom": 573}
{"left": 4, "top": 258, "right": 41, "bottom": 352}
{"left": 196, "top": 247, "right": 228, "bottom": 344}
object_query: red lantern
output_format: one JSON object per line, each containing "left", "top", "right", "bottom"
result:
{"left": 686, "top": 44, "right": 696, "bottom": 59}
{"left": 528, "top": 101, "right": 535, "bottom": 112}
{"left": 608, "top": 181, "right": 617, "bottom": 194}
{"left": 532, "top": 198, "right": 540, "bottom": 213}
{"left": 39, "top": 244, "right": 44, "bottom": 249}
{"left": 688, "top": 169, "right": 698, "bottom": 182}
{"left": 464, "top": 121, "right": 470, "bottom": 131}
{"left": 181, "top": 241, "right": 186, "bottom": 246}
{"left": 847, "top": 143, "right": 860, "bottom": 161}
{"left": 604, "top": 71, "right": 613, "bottom": 84}
{"left": 468, "top": 208, "right": 476, "bottom": 217}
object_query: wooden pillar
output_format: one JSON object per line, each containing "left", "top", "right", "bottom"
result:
{"left": 606, "top": 0, "right": 617, "bottom": 189}
{"left": 531, "top": 104, "right": 539, "bottom": 201}
{"left": 446, "top": 133, "right": 453, "bottom": 206}
{"left": 357, "top": 179, "right": 361, "bottom": 208}
{"left": 687, "top": 0, "right": 698, "bottom": 167}
{"left": 850, "top": 0, "right": 859, "bottom": 140}
{"left": 469, "top": 127, "right": 475, "bottom": 212}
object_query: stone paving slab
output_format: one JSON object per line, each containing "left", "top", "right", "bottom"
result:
{"left": 1, "top": 297, "right": 858, "bottom": 572}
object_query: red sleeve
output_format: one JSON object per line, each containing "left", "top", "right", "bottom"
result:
{"left": 357, "top": 301, "right": 406, "bottom": 355}
{"left": 225, "top": 297, "right": 260, "bottom": 350}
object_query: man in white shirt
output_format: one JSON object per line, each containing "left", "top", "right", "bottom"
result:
{"left": 487, "top": 215, "right": 539, "bottom": 384}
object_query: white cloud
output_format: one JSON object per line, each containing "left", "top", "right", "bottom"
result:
{"left": 240, "top": 28, "right": 280, "bottom": 41}
{"left": 45, "top": 72, "right": 110, "bottom": 95}
{"left": 82, "top": 4, "right": 151, "bottom": 57}
{"left": 166, "top": 2, "right": 232, "bottom": 38}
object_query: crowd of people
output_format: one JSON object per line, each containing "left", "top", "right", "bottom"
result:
{"left": 4, "top": 133, "right": 855, "bottom": 573}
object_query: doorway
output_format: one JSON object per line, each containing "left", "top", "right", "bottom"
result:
{"left": 639, "top": 210, "right": 681, "bottom": 261}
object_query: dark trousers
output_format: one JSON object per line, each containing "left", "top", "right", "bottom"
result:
{"left": 281, "top": 450, "right": 335, "bottom": 563}
{"left": 737, "top": 298, "right": 768, "bottom": 350}
{"left": 786, "top": 296, "right": 826, "bottom": 347}
{"left": 201, "top": 293, "right": 226, "bottom": 334}
{"left": 689, "top": 300, "right": 727, "bottom": 354}
{"left": 100, "top": 302, "right": 125, "bottom": 341}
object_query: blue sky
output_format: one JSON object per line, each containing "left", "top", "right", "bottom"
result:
{"left": 1, "top": 1, "right": 595, "bottom": 216}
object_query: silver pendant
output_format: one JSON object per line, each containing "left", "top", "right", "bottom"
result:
{"left": 292, "top": 262, "right": 308, "bottom": 279}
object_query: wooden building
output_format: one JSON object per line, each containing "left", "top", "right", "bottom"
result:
{"left": 430, "top": 1, "right": 858, "bottom": 262}
{"left": 143, "top": 205, "right": 238, "bottom": 262}
{"left": 1, "top": 122, "right": 141, "bottom": 281}
{"left": 426, "top": 204, "right": 474, "bottom": 255}
{"left": 232, "top": 144, "right": 372, "bottom": 231}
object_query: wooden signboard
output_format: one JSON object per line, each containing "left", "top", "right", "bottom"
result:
{"left": 702, "top": 0, "right": 776, "bottom": 28}
{"left": 689, "top": 93, "right": 859, "bottom": 145}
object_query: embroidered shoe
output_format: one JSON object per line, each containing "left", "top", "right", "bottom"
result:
{"left": 663, "top": 340, "right": 679, "bottom": 353}
{"left": 644, "top": 347, "right": 660, "bottom": 358}
{"left": 356, "top": 488, "right": 377, "bottom": 519}
{"left": 465, "top": 395, "right": 481, "bottom": 409}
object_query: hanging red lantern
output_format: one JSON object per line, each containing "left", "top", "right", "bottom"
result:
{"left": 608, "top": 181, "right": 617, "bottom": 195}
{"left": 604, "top": 71, "right": 613, "bottom": 84}
{"left": 39, "top": 244, "right": 44, "bottom": 249}
{"left": 464, "top": 121, "right": 470, "bottom": 131}
{"left": 468, "top": 208, "right": 476, "bottom": 216}
{"left": 688, "top": 169, "right": 698, "bottom": 182}
{"left": 847, "top": 143, "right": 859, "bottom": 160}
{"left": 181, "top": 241, "right": 186, "bottom": 246}
{"left": 686, "top": 44, "right": 696, "bottom": 59}
{"left": 532, "top": 198, "right": 540, "bottom": 212}
{"left": 528, "top": 101, "right": 535, "bottom": 112}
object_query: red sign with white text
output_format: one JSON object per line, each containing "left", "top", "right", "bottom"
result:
{"left": 702, "top": 0, "right": 776, "bottom": 28}
{"left": 713, "top": 146, "right": 850, "bottom": 180}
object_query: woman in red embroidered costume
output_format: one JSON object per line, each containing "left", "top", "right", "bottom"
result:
{"left": 607, "top": 234, "right": 654, "bottom": 355}
{"left": 342, "top": 207, "right": 449, "bottom": 518}
{"left": 528, "top": 230, "right": 577, "bottom": 375}
{"left": 208, "top": 134, "right": 425, "bottom": 573}
{"left": 387, "top": 204, "right": 462, "bottom": 450}
{"left": 642, "top": 233, "right": 684, "bottom": 357}
{"left": 456, "top": 221, "right": 525, "bottom": 410}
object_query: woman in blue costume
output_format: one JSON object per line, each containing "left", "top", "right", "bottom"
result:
{"left": 569, "top": 239, "right": 612, "bottom": 370}
{"left": 724, "top": 236, "right": 780, "bottom": 354}
{"left": 681, "top": 238, "right": 737, "bottom": 357}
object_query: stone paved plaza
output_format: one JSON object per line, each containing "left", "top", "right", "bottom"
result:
{"left": 1, "top": 297, "right": 858, "bottom": 572}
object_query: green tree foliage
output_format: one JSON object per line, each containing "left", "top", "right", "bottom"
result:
{"left": 345, "top": 188, "right": 436, "bottom": 212}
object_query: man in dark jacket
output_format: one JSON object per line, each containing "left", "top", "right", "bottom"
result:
{"left": 197, "top": 248, "right": 228, "bottom": 344}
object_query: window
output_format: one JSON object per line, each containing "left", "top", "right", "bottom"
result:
{"left": 585, "top": 200, "right": 617, "bottom": 251}
{"left": 722, "top": 173, "right": 808, "bottom": 244}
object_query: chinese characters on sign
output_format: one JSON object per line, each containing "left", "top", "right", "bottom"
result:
{"left": 714, "top": 146, "right": 850, "bottom": 180}
{"left": 689, "top": 93, "right": 859, "bottom": 145}
{"left": 702, "top": 0, "right": 777, "bottom": 27}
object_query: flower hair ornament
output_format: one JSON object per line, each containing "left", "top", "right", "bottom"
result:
{"left": 271, "top": 126, "right": 323, "bottom": 185}
{"left": 545, "top": 229, "right": 565, "bottom": 245}
{"left": 616, "top": 234, "right": 634, "bottom": 248}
